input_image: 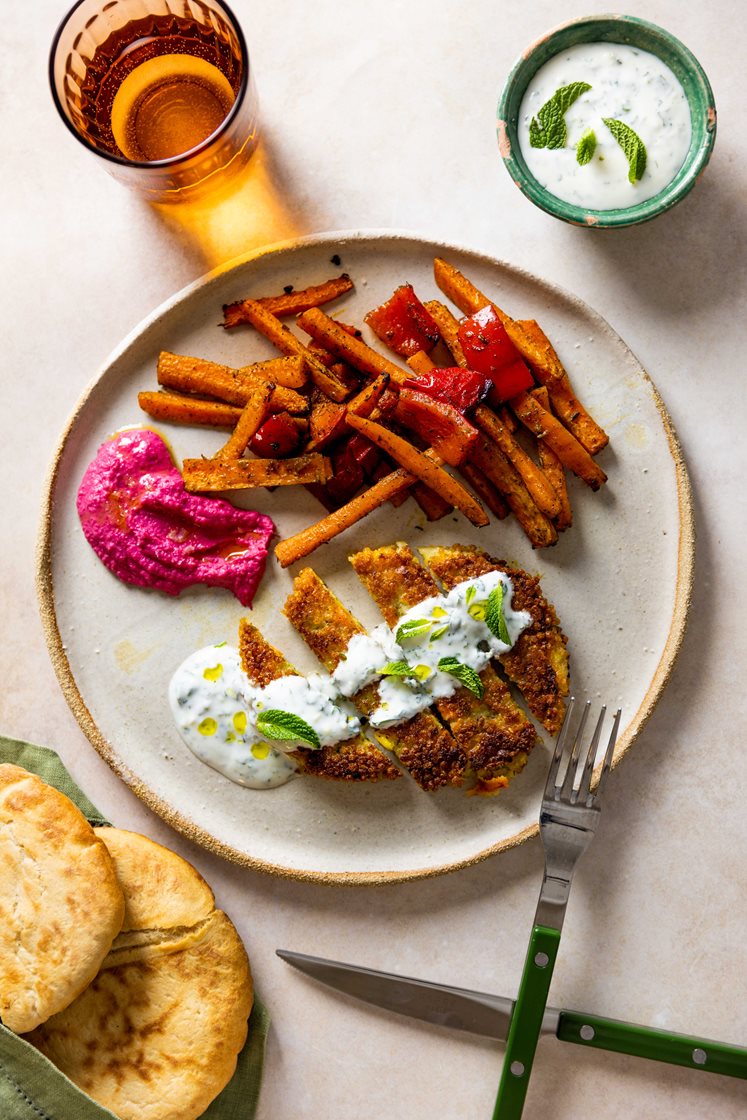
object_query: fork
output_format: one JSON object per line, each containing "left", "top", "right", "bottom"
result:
{"left": 492, "top": 698, "right": 621, "bottom": 1119}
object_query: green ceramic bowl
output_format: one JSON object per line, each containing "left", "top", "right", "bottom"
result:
{"left": 497, "top": 15, "right": 717, "bottom": 228}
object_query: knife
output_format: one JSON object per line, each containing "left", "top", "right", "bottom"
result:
{"left": 276, "top": 949, "right": 747, "bottom": 1080}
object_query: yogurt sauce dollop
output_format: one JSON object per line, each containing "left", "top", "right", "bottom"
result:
{"left": 169, "top": 646, "right": 299, "bottom": 789}
{"left": 332, "top": 569, "right": 531, "bottom": 727}
{"left": 169, "top": 645, "right": 362, "bottom": 789}
{"left": 518, "top": 42, "right": 692, "bottom": 210}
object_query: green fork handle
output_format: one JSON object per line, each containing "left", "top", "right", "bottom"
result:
{"left": 492, "top": 925, "right": 560, "bottom": 1119}
{"left": 557, "top": 1009, "right": 747, "bottom": 1078}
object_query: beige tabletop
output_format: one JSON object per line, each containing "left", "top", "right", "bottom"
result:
{"left": 3, "top": 1, "right": 747, "bottom": 1117}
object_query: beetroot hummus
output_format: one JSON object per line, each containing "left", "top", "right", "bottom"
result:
{"left": 77, "top": 429, "right": 275, "bottom": 606}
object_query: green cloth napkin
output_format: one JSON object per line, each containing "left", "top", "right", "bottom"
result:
{"left": 0, "top": 734, "right": 269, "bottom": 1120}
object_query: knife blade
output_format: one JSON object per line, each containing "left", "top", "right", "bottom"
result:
{"left": 277, "top": 949, "right": 747, "bottom": 1080}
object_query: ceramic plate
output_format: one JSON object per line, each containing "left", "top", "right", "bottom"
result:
{"left": 37, "top": 231, "right": 693, "bottom": 883}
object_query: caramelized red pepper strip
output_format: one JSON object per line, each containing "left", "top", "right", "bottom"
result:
{"left": 457, "top": 306, "right": 534, "bottom": 403}
{"left": 395, "top": 389, "right": 479, "bottom": 467}
{"left": 365, "top": 284, "right": 440, "bottom": 358}
{"left": 402, "top": 367, "right": 489, "bottom": 414}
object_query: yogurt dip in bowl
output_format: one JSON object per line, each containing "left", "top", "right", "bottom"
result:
{"left": 497, "top": 15, "right": 716, "bottom": 228}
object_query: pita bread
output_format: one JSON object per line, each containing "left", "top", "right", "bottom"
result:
{"left": 0, "top": 764, "right": 125, "bottom": 1033}
{"left": 26, "top": 829, "right": 253, "bottom": 1120}
{"left": 93, "top": 826, "right": 215, "bottom": 933}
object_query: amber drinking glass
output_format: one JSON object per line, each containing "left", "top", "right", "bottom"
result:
{"left": 49, "top": 0, "right": 259, "bottom": 202}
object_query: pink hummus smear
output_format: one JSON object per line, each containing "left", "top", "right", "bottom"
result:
{"left": 77, "top": 429, "right": 275, "bottom": 606}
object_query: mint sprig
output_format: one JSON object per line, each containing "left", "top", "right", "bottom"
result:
{"left": 395, "top": 617, "right": 431, "bottom": 642}
{"left": 378, "top": 660, "right": 418, "bottom": 680}
{"left": 256, "top": 709, "right": 320, "bottom": 750}
{"left": 576, "top": 127, "right": 597, "bottom": 166}
{"left": 437, "top": 657, "right": 484, "bottom": 698}
{"left": 529, "top": 81, "right": 592, "bottom": 150}
{"left": 602, "top": 118, "right": 647, "bottom": 183}
{"left": 485, "top": 585, "right": 511, "bottom": 646}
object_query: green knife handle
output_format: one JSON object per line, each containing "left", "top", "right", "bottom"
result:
{"left": 492, "top": 925, "right": 560, "bottom": 1119}
{"left": 557, "top": 1009, "right": 747, "bottom": 1079}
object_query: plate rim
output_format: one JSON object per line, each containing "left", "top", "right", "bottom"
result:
{"left": 35, "top": 228, "right": 695, "bottom": 885}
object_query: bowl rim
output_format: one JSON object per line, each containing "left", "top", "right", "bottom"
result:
{"left": 497, "top": 14, "right": 717, "bottom": 228}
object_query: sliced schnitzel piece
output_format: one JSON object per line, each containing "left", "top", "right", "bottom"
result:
{"left": 283, "top": 569, "right": 466, "bottom": 791}
{"left": 418, "top": 544, "right": 569, "bottom": 735}
{"left": 238, "top": 619, "right": 399, "bottom": 783}
{"left": 349, "top": 543, "right": 538, "bottom": 794}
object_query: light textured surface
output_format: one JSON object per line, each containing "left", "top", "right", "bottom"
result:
{"left": 2, "top": 1, "right": 746, "bottom": 1116}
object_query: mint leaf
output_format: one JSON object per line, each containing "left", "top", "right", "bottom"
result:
{"left": 576, "top": 127, "right": 597, "bottom": 165}
{"left": 395, "top": 618, "right": 432, "bottom": 642}
{"left": 485, "top": 585, "right": 511, "bottom": 645}
{"left": 529, "top": 81, "right": 591, "bottom": 150}
{"left": 437, "top": 657, "right": 484, "bottom": 698}
{"left": 378, "top": 660, "right": 418, "bottom": 679}
{"left": 602, "top": 118, "right": 647, "bottom": 183}
{"left": 256, "top": 709, "right": 320, "bottom": 750}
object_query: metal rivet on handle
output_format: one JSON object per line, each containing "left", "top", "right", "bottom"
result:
{"left": 510, "top": 1061, "right": 525, "bottom": 1077}
{"left": 579, "top": 1024, "right": 595, "bottom": 1041}
{"left": 692, "top": 1048, "right": 707, "bottom": 1066}
{"left": 534, "top": 951, "right": 549, "bottom": 968}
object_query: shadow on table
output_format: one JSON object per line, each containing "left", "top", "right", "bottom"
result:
{"left": 145, "top": 135, "right": 310, "bottom": 272}
{"left": 561, "top": 148, "right": 746, "bottom": 315}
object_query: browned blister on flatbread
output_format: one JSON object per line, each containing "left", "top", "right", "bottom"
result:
{"left": 0, "top": 764, "right": 125, "bottom": 1033}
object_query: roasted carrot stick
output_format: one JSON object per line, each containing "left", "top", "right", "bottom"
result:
{"left": 214, "top": 381, "right": 274, "bottom": 459}
{"left": 510, "top": 391, "right": 607, "bottom": 491}
{"left": 223, "top": 274, "right": 353, "bottom": 325}
{"left": 532, "top": 386, "right": 573, "bottom": 530}
{"left": 471, "top": 438, "right": 558, "bottom": 548}
{"left": 345, "top": 413, "right": 488, "bottom": 527}
{"left": 474, "top": 405, "right": 561, "bottom": 519}
{"left": 231, "top": 299, "right": 350, "bottom": 402}
{"left": 297, "top": 307, "right": 409, "bottom": 384}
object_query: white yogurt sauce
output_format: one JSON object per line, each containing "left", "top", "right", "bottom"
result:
{"left": 169, "top": 571, "right": 531, "bottom": 788}
{"left": 518, "top": 42, "right": 691, "bottom": 210}
{"left": 169, "top": 645, "right": 298, "bottom": 789}
{"left": 332, "top": 570, "right": 531, "bottom": 727}
{"left": 331, "top": 625, "right": 405, "bottom": 696}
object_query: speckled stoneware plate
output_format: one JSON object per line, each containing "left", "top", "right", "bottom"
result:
{"left": 37, "top": 231, "right": 693, "bottom": 884}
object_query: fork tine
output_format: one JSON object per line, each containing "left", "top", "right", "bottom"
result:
{"left": 558, "top": 700, "right": 590, "bottom": 801}
{"left": 545, "top": 696, "right": 575, "bottom": 795}
{"left": 589, "top": 707, "right": 622, "bottom": 805}
{"left": 574, "top": 706, "right": 606, "bottom": 804}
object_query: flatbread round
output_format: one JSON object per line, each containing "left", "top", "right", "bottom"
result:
{"left": 93, "top": 826, "right": 215, "bottom": 932}
{"left": 0, "top": 764, "right": 125, "bottom": 1033}
{"left": 26, "top": 829, "right": 253, "bottom": 1120}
